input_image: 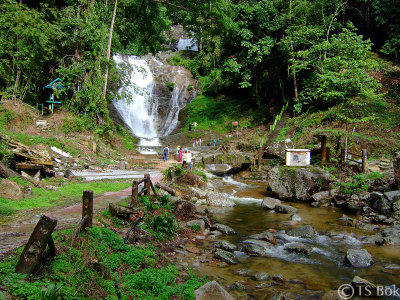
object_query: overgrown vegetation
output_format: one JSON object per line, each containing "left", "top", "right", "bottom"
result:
{"left": 0, "top": 226, "right": 206, "bottom": 299}
{"left": 335, "top": 171, "right": 384, "bottom": 194}
{"left": 182, "top": 95, "right": 266, "bottom": 133}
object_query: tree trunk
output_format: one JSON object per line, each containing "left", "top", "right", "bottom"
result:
{"left": 155, "top": 182, "right": 176, "bottom": 196}
{"left": 103, "top": 0, "right": 118, "bottom": 100}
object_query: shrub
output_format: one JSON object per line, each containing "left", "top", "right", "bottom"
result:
{"left": 335, "top": 171, "right": 384, "bottom": 194}
{"left": 166, "top": 82, "right": 174, "bottom": 91}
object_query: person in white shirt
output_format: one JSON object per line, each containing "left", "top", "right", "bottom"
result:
{"left": 186, "top": 151, "right": 192, "bottom": 170}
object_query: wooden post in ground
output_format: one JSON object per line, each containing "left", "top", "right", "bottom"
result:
{"left": 16, "top": 215, "right": 57, "bottom": 274}
{"left": 169, "top": 167, "right": 175, "bottom": 180}
{"left": 82, "top": 190, "right": 93, "bottom": 228}
{"left": 320, "top": 135, "right": 327, "bottom": 163}
{"left": 192, "top": 159, "right": 196, "bottom": 170}
{"left": 393, "top": 156, "right": 400, "bottom": 189}
{"left": 130, "top": 180, "right": 139, "bottom": 207}
{"left": 144, "top": 173, "right": 151, "bottom": 198}
{"left": 362, "top": 149, "right": 368, "bottom": 173}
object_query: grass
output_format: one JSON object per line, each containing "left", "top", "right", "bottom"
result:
{"left": 0, "top": 178, "right": 131, "bottom": 218}
{"left": 182, "top": 95, "right": 262, "bottom": 133}
{"left": 0, "top": 226, "right": 207, "bottom": 299}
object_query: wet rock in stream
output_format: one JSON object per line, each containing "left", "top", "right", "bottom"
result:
{"left": 249, "top": 231, "right": 278, "bottom": 245}
{"left": 285, "top": 225, "right": 315, "bottom": 238}
{"left": 345, "top": 248, "right": 373, "bottom": 267}
{"left": 284, "top": 243, "right": 312, "bottom": 255}
{"left": 242, "top": 239, "right": 272, "bottom": 256}
{"left": 274, "top": 204, "right": 298, "bottom": 214}
{"left": 214, "top": 240, "right": 237, "bottom": 252}
{"left": 211, "top": 223, "right": 237, "bottom": 235}
{"left": 261, "top": 197, "right": 281, "bottom": 210}
{"left": 214, "top": 249, "right": 238, "bottom": 265}
{"left": 250, "top": 272, "right": 269, "bottom": 282}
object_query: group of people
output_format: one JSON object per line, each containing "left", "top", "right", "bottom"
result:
{"left": 188, "top": 122, "right": 198, "bottom": 131}
{"left": 176, "top": 146, "right": 192, "bottom": 170}
{"left": 193, "top": 137, "right": 202, "bottom": 147}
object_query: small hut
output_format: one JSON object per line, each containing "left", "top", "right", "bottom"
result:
{"left": 41, "top": 78, "right": 67, "bottom": 114}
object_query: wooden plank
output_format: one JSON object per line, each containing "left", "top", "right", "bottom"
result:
{"left": 16, "top": 215, "right": 57, "bottom": 274}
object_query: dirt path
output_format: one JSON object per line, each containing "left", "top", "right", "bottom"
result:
{"left": 0, "top": 172, "right": 164, "bottom": 258}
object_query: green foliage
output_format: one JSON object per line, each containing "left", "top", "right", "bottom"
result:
{"left": 192, "top": 170, "right": 207, "bottom": 181}
{"left": 166, "top": 81, "right": 175, "bottom": 91}
{"left": 183, "top": 95, "right": 262, "bottom": 133}
{"left": 335, "top": 171, "right": 384, "bottom": 194}
{"left": 145, "top": 210, "right": 177, "bottom": 239}
{"left": 191, "top": 224, "right": 201, "bottom": 232}
{"left": 0, "top": 139, "right": 13, "bottom": 167}
{"left": 116, "top": 124, "right": 137, "bottom": 151}
{"left": 0, "top": 200, "right": 14, "bottom": 216}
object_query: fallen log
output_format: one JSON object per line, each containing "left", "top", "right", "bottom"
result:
{"left": 109, "top": 203, "right": 142, "bottom": 221}
{"left": 155, "top": 182, "right": 176, "bottom": 196}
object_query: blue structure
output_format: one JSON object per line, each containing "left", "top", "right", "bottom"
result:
{"left": 41, "top": 78, "right": 67, "bottom": 114}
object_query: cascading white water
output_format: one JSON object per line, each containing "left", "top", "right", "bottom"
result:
{"left": 113, "top": 55, "right": 159, "bottom": 147}
{"left": 113, "top": 54, "right": 193, "bottom": 152}
{"left": 177, "top": 38, "right": 199, "bottom": 51}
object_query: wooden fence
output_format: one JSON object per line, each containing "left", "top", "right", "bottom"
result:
{"left": 341, "top": 149, "right": 368, "bottom": 173}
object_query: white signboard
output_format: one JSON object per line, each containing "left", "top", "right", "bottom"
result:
{"left": 285, "top": 149, "right": 311, "bottom": 166}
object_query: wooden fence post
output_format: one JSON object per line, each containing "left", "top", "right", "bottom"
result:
{"left": 362, "top": 149, "right": 368, "bottom": 173}
{"left": 192, "top": 159, "right": 196, "bottom": 170}
{"left": 130, "top": 180, "right": 139, "bottom": 207}
{"left": 169, "top": 166, "right": 175, "bottom": 180}
{"left": 393, "top": 156, "right": 400, "bottom": 189}
{"left": 320, "top": 135, "right": 327, "bottom": 163}
{"left": 144, "top": 173, "right": 151, "bottom": 198}
{"left": 82, "top": 190, "right": 93, "bottom": 228}
{"left": 16, "top": 215, "right": 57, "bottom": 274}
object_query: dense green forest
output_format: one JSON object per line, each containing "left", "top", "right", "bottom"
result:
{"left": 0, "top": 0, "right": 399, "bottom": 138}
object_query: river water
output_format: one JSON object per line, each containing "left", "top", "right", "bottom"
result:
{"left": 197, "top": 174, "right": 400, "bottom": 299}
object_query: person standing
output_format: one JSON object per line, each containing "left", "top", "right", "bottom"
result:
{"left": 199, "top": 138, "right": 202, "bottom": 147}
{"left": 193, "top": 122, "right": 198, "bottom": 131}
{"left": 182, "top": 150, "right": 187, "bottom": 168}
{"left": 163, "top": 146, "right": 169, "bottom": 161}
{"left": 186, "top": 150, "right": 192, "bottom": 170}
{"left": 178, "top": 147, "right": 183, "bottom": 162}
{"left": 193, "top": 139, "right": 196, "bottom": 148}
{"left": 213, "top": 139, "right": 216, "bottom": 147}
{"left": 189, "top": 123, "right": 192, "bottom": 131}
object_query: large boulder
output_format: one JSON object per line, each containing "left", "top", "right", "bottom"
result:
{"left": 264, "top": 139, "right": 294, "bottom": 158}
{"left": 242, "top": 239, "right": 272, "bottom": 256}
{"left": 206, "top": 191, "right": 236, "bottom": 207}
{"left": 194, "top": 281, "right": 234, "bottom": 300}
{"left": 384, "top": 190, "right": 400, "bottom": 203}
{"left": 174, "top": 200, "right": 197, "bottom": 221}
{"left": 0, "top": 179, "right": 23, "bottom": 200}
{"left": 345, "top": 249, "right": 373, "bottom": 267}
{"left": 266, "top": 166, "right": 331, "bottom": 202}
{"left": 261, "top": 197, "right": 281, "bottom": 210}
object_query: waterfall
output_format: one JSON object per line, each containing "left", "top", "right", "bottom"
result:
{"left": 177, "top": 38, "right": 199, "bottom": 51}
{"left": 113, "top": 54, "right": 193, "bottom": 149}
{"left": 113, "top": 55, "right": 158, "bottom": 145}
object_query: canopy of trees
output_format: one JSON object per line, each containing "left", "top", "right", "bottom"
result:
{"left": 0, "top": 0, "right": 399, "bottom": 137}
